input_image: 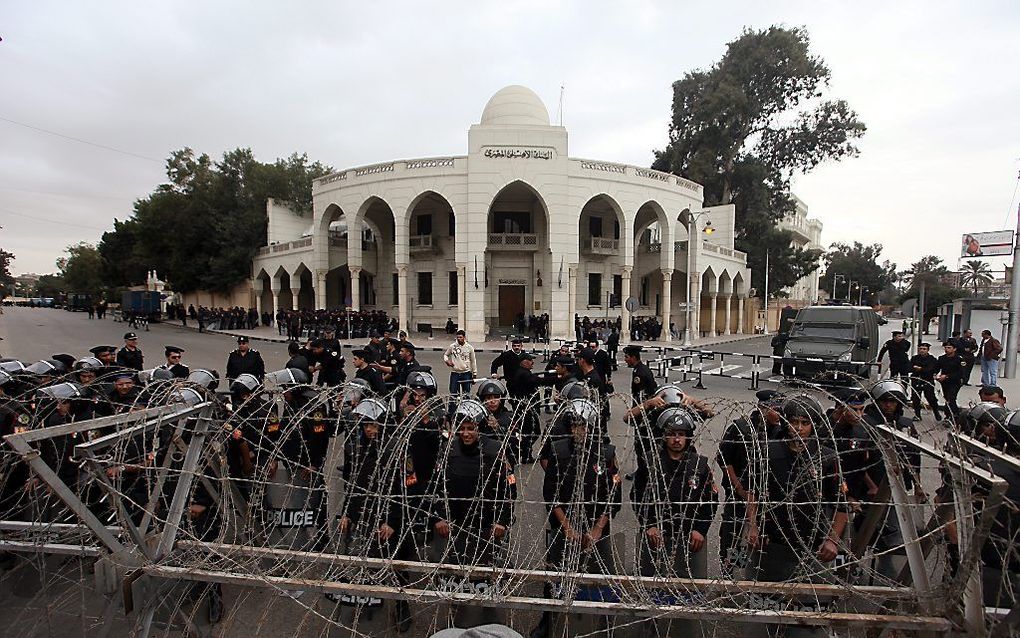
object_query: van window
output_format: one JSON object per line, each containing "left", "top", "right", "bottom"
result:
{"left": 790, "top": 324, "right": 856, "bottom": 340}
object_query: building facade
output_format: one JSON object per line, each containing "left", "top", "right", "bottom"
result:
{"left": 778, "top": 196, "right": 824, "bottom": 303}
{"left": 252, "top": 86, "right": 752, "bottom": 341}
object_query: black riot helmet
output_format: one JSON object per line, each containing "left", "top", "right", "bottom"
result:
{"left": 230, "top": 373, "right": 261, "bottom": 396}
{"left": 0, "top": 369, "right": 11, "bottom": 389}
{"left": 0, "top": 359, "right": 26, "bottom": 374}
{"left": 968, "top": 401, "right": 1010, "bottom": 429}
{"left": 342, "top": 378, "right": 374, "bottom": 405}
{"left": 36, "top": 381, "right": 83, "bottom": 401}
{"left": 654, "top": 384, "right": 686, "bottom": 408}
{"left": 352, "top": 398, "right": 388, "bottom": 425}
{"left": 870, "top": 379, "right": 908, "bottom": 404}
{"left": 187, "top": 369, "right": 219, "bottom": 390}
{"left": 656, "top": 406, "right": 697, "bottom": 436}
{"left": 74, "top": 357, "right": 104, "bottom": 371}
{"left": 406, "top": 370, "right": 438, "bottom": 396}
{"left": 476, "top": 379, "right": 507, "bottom": 401}
{"left": 265, "top": 367, "right": 311, "bottom": 387}
{"left": 452, "top": 398, "right": 488, "bottom": 427}
{"left": 563, "top": 398, "right": 599, "bottom": 430}
{"left": 1003, "top": 410, "right": 1020, "bottom": 454}
{"left": 558, "top": 381, "right": 590, "bottom": 401}
{"left": 781, "top": 394, "right": 826, "bottom": 423}
{"left": 25, "top": 359, "right": 66, "bottom": 376}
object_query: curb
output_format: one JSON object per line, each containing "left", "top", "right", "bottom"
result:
{"left": 174, "top": 323, "right": 766, "bottom": 355}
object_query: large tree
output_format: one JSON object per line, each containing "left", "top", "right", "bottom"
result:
{"left": 653, "top": 26, "right": 866, "bottom": 295}
{"left": 58, "top": 243, "right": 106, "bottom": 297}
{"left": 97, "top": 148, "right": 331, "bottom": 293}
{"left": 818, "top": 242, "right": 897, "bottom": 304}
{"left": 897, "top": 255, "right": 963, "bottom": 329}
{"left": 0, "top": 247, "right": 13, "bottom": 298}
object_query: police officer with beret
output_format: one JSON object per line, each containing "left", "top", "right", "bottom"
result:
{"left": 623, "top": 345, "right": 657, "bottom": 405}
{"left": 116, "top": 332, "right": 144, "bottom": 371}
{"left": 161, "top": 346, "right": 189, "bottom": 379}
{"left": 226, "top": 335, "right": 266, "bottom": 382}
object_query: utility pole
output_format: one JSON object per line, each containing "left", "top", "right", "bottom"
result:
{"left": 1005, "top": 203, "right": 1020, "bottom": 378}
{"left": 919, "top": 279, "right": 927, "bottom": 336}
{"left": 763, "top": 252, "right": 770, "bottom": 333}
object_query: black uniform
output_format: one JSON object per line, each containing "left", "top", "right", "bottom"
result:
{"left": 315, "top": 348, "right": 346, "bottom": 387}
{"left": 630, "top": 362, "right": 657, "bottom": 405}
{"left": 633, "top": 444, "right": 716, "bottom": 577}
{"left": 878, "top": 338, "right": 912, "bottom": 378}
{"left": 909, "top": 352, "right": 942, "bottom": 420}
{"left": 434, "top": 436, "right": 517, "bottom": 564}
{"left": 748, "top": 438, "right": 845, "bottom": 581}
{"left": 716, "top": 413, "right": 771, "bottom": 568}
{"left": 542, "top": 437, "right": 622, "bottom": 570}
{"left": 226, "top": 348, "right": 266, "bottom": 381}
{"left": 958, "top": 335, "right": 978, "bottom": 385}
{"left": 161, "top": 363, "right": 190, "bottom": 379}
{"left": 115, "top": 346, "right": 144, "bottom": 371}
{"left": 937, "top": 352, "right": 964, "bottom": 417}
{"left": 355, "top": 365, "right": 386, "bottom": 394}
{"left": 490, "top": 349, "right": 521, "bottom": 380}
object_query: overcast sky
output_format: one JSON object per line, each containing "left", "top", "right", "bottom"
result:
{"left": 2, "top": 1, "right": 1018, "bottom": 279}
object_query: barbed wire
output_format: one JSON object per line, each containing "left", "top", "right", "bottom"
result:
{"left": 0, "top": 367, "right": 1014, "bottom": 636}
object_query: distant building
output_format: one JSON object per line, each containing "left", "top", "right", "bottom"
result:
{"left": 251, "top": 85, "right": 753, "bottom": 341}
{"left": 778, "top": 196, "right": 823, "bottom": 303}
{"left": 13, "top": 273, "right": 41, "bottom": 295}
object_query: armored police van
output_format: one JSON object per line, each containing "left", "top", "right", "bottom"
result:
{"left": 781, "top": 305, "right": 881, "bottom": 382}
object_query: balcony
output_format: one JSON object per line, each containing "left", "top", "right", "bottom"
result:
{"left": 255, "top": 237, "right": 312, "bottom": 257}
{"left": 582, "top": 236, "right": 619, "bottom": 256}
{"left": 409, "top": 234, "right": 436, "bottom": 253}
{"left": 702, "top": 241, "right": 747, "bottom": 264}
{"left": 488, "top": 233, "right": 538, "bottom": 250}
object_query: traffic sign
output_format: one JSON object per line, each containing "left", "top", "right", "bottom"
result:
{"left": 625, "top": 296, "right": 639, "bottom": 312}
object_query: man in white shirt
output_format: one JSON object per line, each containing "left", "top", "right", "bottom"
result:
{"left": 444, "top": 329, "right": 478, "bottom": 394}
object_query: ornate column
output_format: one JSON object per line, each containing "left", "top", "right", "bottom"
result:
{"left": 315, "top": 269, "right": 328, "bottom": 310}
{"left": 397, "top": 265, "right": 409, "bottom": 333}
{"left": 270, "top": 279, "right": 281, "bottom": 317}
{"left": 737, "top": 294, "right": 745, "bottom": 334}
{"left": 709, "top": 293, "right": 718, "bottom": 336}
{"left": 290, "top": 286, "right": 300, "bottom": 310}
{"left": 252, "top": 278, "right": 264, "bottom": 318}
{"left": 661, "top": 269, "right": 673, "bottom": 341}
{"left": 350, "top": 266, "right": 362, "bottom": 311}
{"left": 567, "top": 266, "right": 578, "bottom": 331}
{"left": 689, "top": 273, "right": 701, "bottom": 340}
{"left": 620, "top": 266, "right": 633, "bottom": 343}
{"left": 456, "top": 264, "right": 467, "bottom": 333}
{"left": 723, "top": 292, "right": 733, "bottom": 335}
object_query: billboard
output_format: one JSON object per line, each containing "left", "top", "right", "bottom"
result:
{"left": 961, "top": 230, "right": 1014, "bottom": 257}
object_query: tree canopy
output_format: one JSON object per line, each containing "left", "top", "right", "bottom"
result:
{"left": 897, "top": 255, "right": 965, "bottom": 327}
{"left": 653, "top": 26, "right": 866, "bottom": 296}
{"left": 0, "top": 247, "right": 13, "bottom": 298}
{"left": 97, "top": 148, "right": 331, "bottom": 293}
{"left": 58, "top": 243, "right": 106, "bottom": 296}
{"left": 818, "top": 242, "right": 897, "bottom": 304}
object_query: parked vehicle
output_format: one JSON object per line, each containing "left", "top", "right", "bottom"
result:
{"left": 121, "top": 291, "right": 162, "bottom": 322}
{"left": 65, "top": 293, "right": 93, "bottom": 312}
{"left": 782, "top": 305, "right": 880, "bottom": 383}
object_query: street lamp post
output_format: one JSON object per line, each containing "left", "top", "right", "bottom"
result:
{"left": 683, "top": 210, "right": 713, "bottom": 346}
{"left": 847, "top": 280, "right": 856, "bottom": 301}
{"left": 833, "top": 274, "right": 845, "bottom": 301}
{"left": 858, "top": 286, "right": 868, "bottom": 306}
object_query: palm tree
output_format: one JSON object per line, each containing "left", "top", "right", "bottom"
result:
{"left": 960, "top": 260, "right": 993, "bottom": 294}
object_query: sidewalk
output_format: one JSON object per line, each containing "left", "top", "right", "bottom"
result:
{"left": 168, "top": 321, "right": 765, "bottom": 354}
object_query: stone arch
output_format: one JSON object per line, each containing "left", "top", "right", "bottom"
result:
{"left": 485, "top": 180, "right": 550, "bottom": 333}
{"left": 578, "top": 194, "right": 627, "bottom": 313}
{"left": 292, "top": 262, "right": 315, "bottom": 310}
{"left": 274, "top": 266, "right": 293, "bottom": 311}
{"left": 254, "top": 268, "right": 273, "bottom": 316}
{"left": 350, "top": 196, "right": 397, "bottom": 311}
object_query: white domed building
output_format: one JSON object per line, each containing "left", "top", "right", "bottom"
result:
{"left": 251, "top": 86, "right": 752, "bottom": 341}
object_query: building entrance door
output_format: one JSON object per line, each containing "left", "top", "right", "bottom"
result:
{"left": 497, "top": 285, "right": 525, "bottom": 326}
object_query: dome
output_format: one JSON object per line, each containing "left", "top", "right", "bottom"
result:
{"left": 479, "top": 85, "right": 550, "bottom": 126}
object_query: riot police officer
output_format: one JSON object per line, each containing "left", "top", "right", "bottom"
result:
{"left": 226, "top": 336, "right": 266, "bottom": 381}
{"left": 633, "top": 407, "right": 716, "bottom": 636}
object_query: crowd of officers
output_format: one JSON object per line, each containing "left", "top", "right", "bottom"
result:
{"left": 2, "top": 330, "right": 1020, "bottom": 635}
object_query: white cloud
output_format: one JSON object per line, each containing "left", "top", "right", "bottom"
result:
{"left": 2, "top": 1, "right": 1018, "bottom": 276}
